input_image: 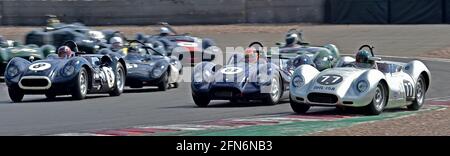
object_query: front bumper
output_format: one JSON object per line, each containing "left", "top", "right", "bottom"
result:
{"left": 8, "top": 75, "right": 77, "bottom": 95}
{"left": 126, "top": 71, "right": 166, "bottom": 86}
{"left": 290, "top": 87, "right": 375, "bottom": 107}
{"left": 192, "top": 82, "right": 269, "bottom": 100}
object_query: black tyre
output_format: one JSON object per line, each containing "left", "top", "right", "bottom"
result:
{"left": 72, "top": 68, "right": 88, "bottom": 100}
{"left": 158, "top": 72, "right": 169, "bottom": 91}
{"left": 290, "top": 95, "right": 310, "bottom": 114}
{"left": 408, "top": 75, "right": 426, "bottom": 111}
{"left": 173, "top": 82, "right": 179, "bottom": 88}
{"left": 109, "top": 63, "right": 125, "bottom": 96}
{"left": 365, "top": 83, "right": 387, "bottom": 115}
{"left": 8, "top": 88, "right": 24, "bottom": 103}
{"left": 193, "top": 93, "right": 210, "bottom": 107}
{"left": 262, "top": 74, "right": 282, "bottom": 105}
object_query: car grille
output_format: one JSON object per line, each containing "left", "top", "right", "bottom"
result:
{"left": 307, "top": 93, "right": 338, "bottom": 104}
{"left": 19, "top": 77, "right": 51, "bottom": 90}
{"left": 211, "top": 88, "right": 241, "bottom": 98}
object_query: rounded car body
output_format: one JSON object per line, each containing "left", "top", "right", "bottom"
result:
{"left": 289, "top": 45, "right": 431, "bottom": 115}
{"left": 123, "top": 40, "right": 183, "bottom": 91}
{"left": 4, "top": 41, "right": 127, "bottom": 102}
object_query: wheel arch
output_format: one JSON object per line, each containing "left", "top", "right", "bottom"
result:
{"left": 378, "top": 78, "right": 390, "bottom": 105}
{"left": 81, "top": 64, "right": 93, "bottom": 90}
{"left": 118, "top": 58, "right": 127, "bottom": 76}
{"left": 419, "top": 71, "right": 430, "bottom": 92}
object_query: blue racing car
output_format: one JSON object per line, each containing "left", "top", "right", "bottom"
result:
{"left": 4, "top": 41, "right": 127, "bottom": 102}
{"left": 123, "top": 40, "right": 183, "bottom": 91}
{"left": 191, "top": 42, "right": 308, "bottom": 107}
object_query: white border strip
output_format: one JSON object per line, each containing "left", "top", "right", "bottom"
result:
{"left": 342, "top": 54, "right": 450, "bottom": 63}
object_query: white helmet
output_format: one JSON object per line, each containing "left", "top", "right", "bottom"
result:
{"left": 88, "top": 31, "right": 105, "bottom": 40}
{"left": 160, "top": 27, "right": 172, "bottom": 35}
{"left": 110, "top": 36, "right": 123, "bottom": 44}
{"left": 285, "top": 33, "right": 299, "bottom": 45}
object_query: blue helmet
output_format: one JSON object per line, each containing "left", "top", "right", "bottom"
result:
{"left": 292, "top": 55, "right": 315, "bottom": 68}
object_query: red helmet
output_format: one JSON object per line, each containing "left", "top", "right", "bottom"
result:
{"left": 244, "top": 47, "right": 258, "bottom": 63}
{"left": 58, "top": 46, "right": 73, "bottom": 58}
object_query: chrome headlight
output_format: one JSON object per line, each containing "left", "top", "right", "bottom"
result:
{"left": 357, "top": 80, "right": 369, "bottom": 92}
{"left": 193, "top": 70, "right": 211, "bottom": 83}
{"left": 193, "top": 72, "right": 203, "bottom": 82}
{"left": 292, "top": 76, "right": 304, "bottom": 88}
{"left": 62, "top": 65, "right": 75, "bottom": 76}
{"left": 6, "top": 64, "right": 19, "bottom": 77}
{"left": 126, "top": 63, "right": 132, "bottom": 69}
{"left": 152, "top": 66, "right": 164, "bottom": 78}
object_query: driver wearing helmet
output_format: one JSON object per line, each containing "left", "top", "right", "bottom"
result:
{"left": 159, "top": 27, "right": 174, "bottom": 37}
{"left": 58, "top": 46, "right": 73, "bottom": 59}
{"left": 243, "top": 47, "right": 260, "bottom": 64}
{"left": 284, "top": 33, "right": 300, "bottom": 48}
{"left": 292, "top": 55, "right": 315, "bottom": 68}
{"left": 109, "top": 37, "right": 127, "bottom": 55}
{"left": 355, "top": 50, "right": 377, "bottom": 69}
{"left": 313, "top": 50, "right": 334, "bottom": 71}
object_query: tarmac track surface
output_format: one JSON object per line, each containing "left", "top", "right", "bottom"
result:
{"left": 0, "top": 25, "right": 449, "bottom": 135}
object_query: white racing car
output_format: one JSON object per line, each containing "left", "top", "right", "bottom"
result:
{"left": 289, "top": 45, "right": 431, "bottom": 115}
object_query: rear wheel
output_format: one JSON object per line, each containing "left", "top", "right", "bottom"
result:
{"left": 109, "top": 63, "right": 125, "bottom": 96}
{"left": 193, "top": 93, "right": 210, "bottom": 107}
{"left": 158, "top": 72, "right": 169, "bottom": 91}
{"left": 72, "top": 68, "right": 88, "bottom": 100}
{"left": 408, "top": 75, "right": 426, "bottom": 111}
{"left": 8, "top": 88, "right": 24, "bottom": 103}
{"left": 365, "top": 83, "right": 387, "bottom": 115}
{"left": 290, "top": 95, "right": 310, "bottom": 114}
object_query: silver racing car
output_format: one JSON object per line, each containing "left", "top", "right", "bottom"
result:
{"left": 289, "top": 45, "right": 431, "bottom": 115}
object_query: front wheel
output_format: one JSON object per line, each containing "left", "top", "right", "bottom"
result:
{"left": 364, "top": 83, "right": 387, "bottom": 115}
{"left": 408, "top": 75, "right": 426, "bottom": 111}
{"left": 109, "top": 63, "right": 125, "bottom": 96}
{"left": 290, "top": 95, "right": 310, "bottom": 114}
{"left": 72, "top": 68, "right": 88, "bottom": 100}
{"left": 8, "top": 88, "right": 24, "bottom": 103}
{"left": 158, "top": 72, "right": 169, "bottom": 91}
{"left": 193, "top": 93, "right": 210, "bottom": 107}
{"left": 262, "top": 74, "right": 282, "bottom": 105}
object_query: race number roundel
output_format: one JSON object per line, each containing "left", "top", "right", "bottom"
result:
{"left": 29, "top": 62, "right": 52, "bottom": 71}
{"left": 220, "top": 67, "right": 243, "bottom": 75}
{"left": 317, "top": 74, "right": 343, "bottom": 85}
